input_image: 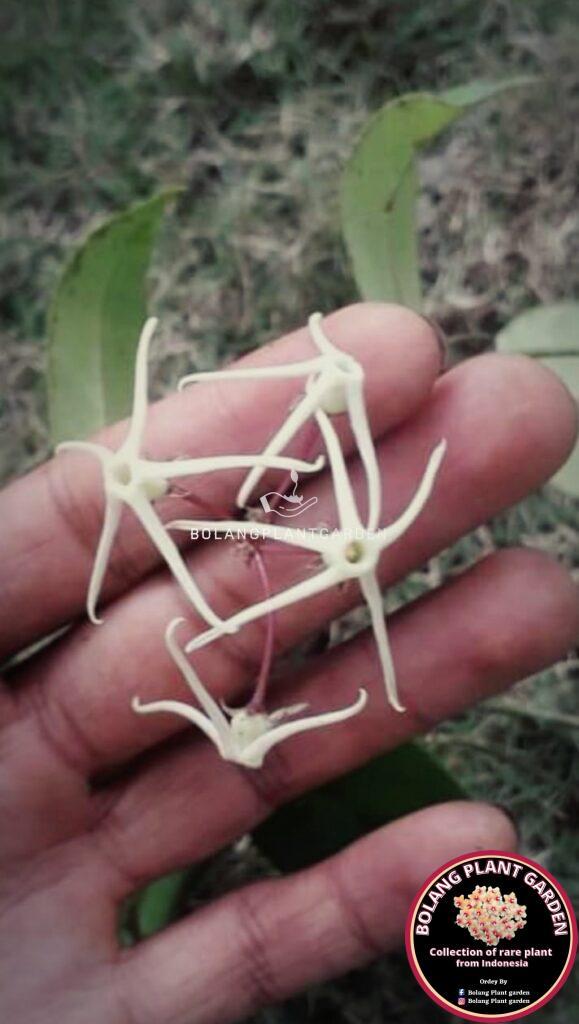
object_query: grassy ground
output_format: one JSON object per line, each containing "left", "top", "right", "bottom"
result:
{"left": 1, "top": 1, "right": 578, "bottom": 1021}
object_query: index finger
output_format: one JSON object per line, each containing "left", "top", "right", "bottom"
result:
{"left": 0, "top": 304, "right": 441, "bottom": 659}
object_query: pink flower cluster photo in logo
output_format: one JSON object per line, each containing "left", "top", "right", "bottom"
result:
{"left": 454, "top": 885, "right": 527, "bottom": 944}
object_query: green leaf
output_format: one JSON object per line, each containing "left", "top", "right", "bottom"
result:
{"left": 440, "top": 77, "right": 536, "bottom": 107}
{"left": 496, "top": 303, "right": 579, "bottom": 497}
{"left": 495, "top": 301, "right": 579, "bottom": 358}
{"left": 340, "top": 79, "right": 534, "bottom": 309}
{"left": 47, "top": 190, "right": 180, "bottom": 445}
{"left": 253, "top": 742, "right": 465, "bottom": 873}
{"left": 136, "top": 867, "right": 190, "bottom": 939}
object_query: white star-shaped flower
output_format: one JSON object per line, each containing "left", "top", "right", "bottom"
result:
{"left": 132, "top": 618, "right": 368, "bottom": 769}
{"left": 170, "top": 408, "right": 446, "bottom": 712}
{"left": 179, "top": 313, "right": 382, "bottom": 527}
{"left": 57, "top": 318, "right": 324, "bottom": 628}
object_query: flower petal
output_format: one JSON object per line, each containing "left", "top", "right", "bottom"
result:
{"left": 185, "top": 565, "right": 342, "bottom": 653}
{"left": 237, "top": 382, "right": 326, "bottom": 508}
{"left": 86, "top": 496, "right": 122, "bottom": 624}
{"left": 308, "top": 312, "right": 342, "bottom": 359}
{"left": 268, "top": 702, "right": 310, "bottom": 723}
{"left": 314, "top": 409, "right": 361, "bottom": 533}
{"left": 346, "top": 382, "right": 382, "bottom": 532}
{"left": 178, "top": 356, "right": 321, "bottom": 388}
{"left": 358, "top": 570, "right": 404, "bottom": 712}
{"left": 129, "top": 490, "right": 231, "bottom": 632}
{"left": 378, "top": 439, "right": 447, "bottom": 548}
{"left": 244, "top": 688, "right": 369, "bottom": 768}
{"left": 145, "top": 452, "right": 325, "bottom": 480}
{"left": 56, "top": 440, "right": 111, "bottom": 461}
{"left": 164, "top": 618, "right": 231, "bottom": 735}
{"left": 131, "top": 695, "right": 225, "bottom": 756}
{"left": 124, "top": 317, "right": 157, "bottom": 456}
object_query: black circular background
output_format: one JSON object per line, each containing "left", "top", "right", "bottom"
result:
{"left": 411, "top": 858, "right": 574, "bottom": 1017}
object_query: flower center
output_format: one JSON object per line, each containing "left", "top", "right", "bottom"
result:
{"left": 335, "top": 355, "right": 354, "bottom": 374}
{"left": 112, "top": 461, "right": 132, "bottom": 486}
{"left": 344, "top": 540, "right": 364, "bottom": 563}
{"left": 230, "top": 709, "right": 272, "bottom": 746}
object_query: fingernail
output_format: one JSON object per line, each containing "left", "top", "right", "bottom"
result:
{"left": 496, "top": 804, "right": 520, "bottom": 846}
{"left": 419, "top": 314, "right": 448, "bottom": 372}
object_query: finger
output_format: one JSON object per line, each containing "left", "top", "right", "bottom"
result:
{"left": 118, "top": 802, "right": 516, "bottom": 1024}
{"left": 12, "top": 351, "right": 576, "bottom": 776}
{"left": 0, "top": 303, "right": 441, "bottom": 658}
{"left": 87, "top": 549, "right": 577, "bottom": 889}
{"left": 0, "top": 662, "right": 91, "bottom": 863}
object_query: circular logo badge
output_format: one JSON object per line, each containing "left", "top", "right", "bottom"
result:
{"left": 405, "top": 850, "right": 577, "bottom": 1021}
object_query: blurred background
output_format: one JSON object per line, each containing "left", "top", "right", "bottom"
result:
{"left": 1, "top": 1, "right": 578, "bottom": 1021}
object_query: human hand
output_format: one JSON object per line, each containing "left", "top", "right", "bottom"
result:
{"left": 0, "top": 304, "right": 577, "bottom": 1024}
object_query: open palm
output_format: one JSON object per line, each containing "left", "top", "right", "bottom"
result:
{"left": 1, "top": 304, "right": 577, "bottom": 1024}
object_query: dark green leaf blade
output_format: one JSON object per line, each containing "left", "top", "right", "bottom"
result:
{"left": 136, "top": 867, "right": 190, "bottom": 939}
{"left": 253, "top": 742, "right": 465, "bottom": 873}
{"left": 47, "top": 189, "right": 180, "bottom": 445}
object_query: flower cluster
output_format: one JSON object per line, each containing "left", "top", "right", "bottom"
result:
{"left": 454, "top": 885, "right": 527, "bottom": 943}
{"left": 59, "top": 313, "right": 446, "bottom": 768}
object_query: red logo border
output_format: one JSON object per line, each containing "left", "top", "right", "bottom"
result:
{"left": 405, "top": 849, "right": 577, "bottom": 1022}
